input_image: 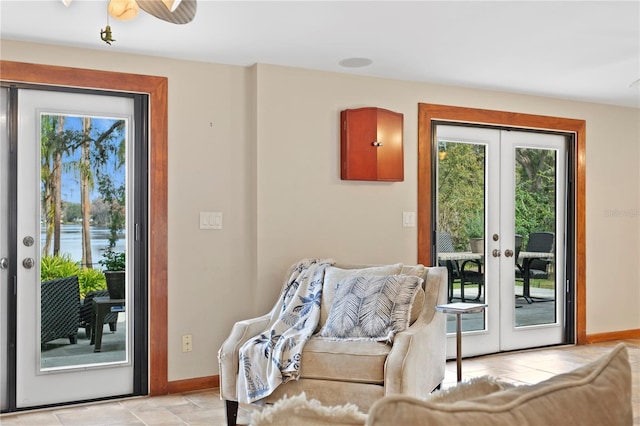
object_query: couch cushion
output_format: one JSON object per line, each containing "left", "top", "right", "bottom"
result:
{"left": 320, "top": 264, "right": 403, "bottom": 328}
{"left": 366, "top": 343, "right": 632, "bottom": 426}
{"left": 317, "top": 275, "right": 422, "bottom": 341}
{"left": 300, "top": 337, "right": 391, "bottom": 384}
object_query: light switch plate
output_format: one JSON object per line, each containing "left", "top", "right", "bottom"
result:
{"left": 200, "top": 211, "right": 222, "bottom": 230}
{"left": 403, "top": 211, "right": 416, "bottom": 227}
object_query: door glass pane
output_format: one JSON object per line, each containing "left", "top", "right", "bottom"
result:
{"left": 436, "top": 140, "right": 486, "bottom": 333}
{"left": 39, "top": 113, "right": 128, "bottom": 370}
{"left": 514, "top": 147, "right": 556, "bottom": 326}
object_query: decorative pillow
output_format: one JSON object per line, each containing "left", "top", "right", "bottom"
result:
{"left": 317, "top": 275, "right": 422, "bottom": 341}
{"left": 402, "top": 264, "right": 427, "bottom": 324}
{"left": 319, "top": 264, "right": 403, "bottom": 329}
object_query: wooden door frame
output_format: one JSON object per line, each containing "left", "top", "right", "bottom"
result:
{"left": 417, "top": 103, "right": 586, "bottom": 344}
{"left": 0, "top": 60, "right": 169, "bottom": 395}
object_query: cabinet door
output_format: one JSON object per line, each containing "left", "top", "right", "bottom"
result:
{"left": 340, "top": 107, "right": 403, "bottom": 181}
{"left": 376, "top": 108, "right": 403, "bottom": 181}
{"left": 341, "top": 108, "right": 378, "bottom": 180}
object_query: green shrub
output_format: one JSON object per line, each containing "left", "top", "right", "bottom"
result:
{"left": 41, "top": 255, "right": 107, "bottom": 299}
{"left": 40, "top": 255, "right": 80, "bottom": 281}
{"left": 77, "top": 268, "right": 107, "bottom": 299}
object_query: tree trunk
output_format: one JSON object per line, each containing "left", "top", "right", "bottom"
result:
{"left": 41, "top": 117, "right": 54, "bottom": 257}
{"left": 81, "top": 116, "right": 93, "bottom": 268}
{"left": 53, "top": 116, "right": 64, "bottom": 256}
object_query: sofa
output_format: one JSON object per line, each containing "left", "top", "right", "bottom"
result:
{"left": 250, "top": 343, "right": 632, "bottom": 426}
{"left": 218, "top": 262, "right": 448, "bottom": 426}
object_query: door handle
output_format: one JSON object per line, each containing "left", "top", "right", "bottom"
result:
{"left": 22, "top": 258, "right": 35, "bottom": 269}
{"left": 492, "top": 249, "right": 501, "bottom": 257}
{"left": 0, "top": 257, "right": 8, "bottom": 270}
{"left": 504, "top": 249, "right": 514, "bottom": 257}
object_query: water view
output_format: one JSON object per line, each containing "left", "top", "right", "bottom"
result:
{"left": 41, "top": 224, "right": 125, "bottom": 268}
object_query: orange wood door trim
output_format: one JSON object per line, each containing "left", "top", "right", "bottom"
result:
{"left": 1, "top": 60, "right": 169, "bottom": 395}
{"left": 417, "top": 103, "right": 586, "bottom": 344}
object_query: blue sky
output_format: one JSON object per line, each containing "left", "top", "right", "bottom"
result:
{"left": 45, "top": 114, "right": 126, "bottom": 204}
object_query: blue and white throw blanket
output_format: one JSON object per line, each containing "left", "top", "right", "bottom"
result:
{"left": 237, "top": 258, "right": 335, "bottom": 404}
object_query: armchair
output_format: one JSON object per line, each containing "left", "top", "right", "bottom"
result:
{"left": 41, "top": 275, "right": 80, "bottom": 345}
{"left": 218, "top": 264, "right": 448, "bottom": 426}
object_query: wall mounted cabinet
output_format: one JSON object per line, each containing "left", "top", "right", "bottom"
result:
{"left": 340, "top": 107, "right": 404, "bottom": 181}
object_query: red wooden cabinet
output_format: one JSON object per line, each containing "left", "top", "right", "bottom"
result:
{"left": 340, "top": 107, "right": 404, "bottom": 181}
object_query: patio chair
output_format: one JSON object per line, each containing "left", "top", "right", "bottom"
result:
{"left": 516, "top": 232, "right": 555, "bottom": 302}
{"left": 437, "top": 232, "right": 461, "bottom": 302}
{"left": 516, "top": 232, "right": 554, "bottom": 280}
{"left": 460, "top": 258, "right": 483, "bottom": 302}
{"left": 41, "top": 275, "right": 80, "bottom": 345}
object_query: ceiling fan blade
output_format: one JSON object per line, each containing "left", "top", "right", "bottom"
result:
{"left": 136, "top": 0, "right": 196, "bottom": 24}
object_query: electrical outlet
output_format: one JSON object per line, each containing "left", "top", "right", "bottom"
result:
{"left": 182, "top": 334, "right": 192, "bottom": 352}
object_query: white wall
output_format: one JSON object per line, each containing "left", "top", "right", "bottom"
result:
{"left": 253, "top": 63, "right": 640, "bottom": 337}
{"left": 1, "top": 40, "right": 638, "bottom": 383}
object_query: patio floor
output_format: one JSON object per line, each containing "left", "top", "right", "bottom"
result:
{"left": 41, "top": 317, "right": 127, "bottom": 369}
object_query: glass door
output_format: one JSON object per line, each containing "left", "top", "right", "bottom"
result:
{"left": 1, "top": 87, "right": 10, "bottom": 412}
{"left": 13, "top": 89, "right": 135, "bottom": 407}
{"left": 499, "top": 131, "right": 565, "bottom": 351}
{"left": 435, "top": 124, "right": 567, "bottom": 358}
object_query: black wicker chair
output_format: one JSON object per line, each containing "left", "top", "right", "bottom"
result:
{"left": 80, "top": 290, "right": 118, "bottom": 340}
{"left": 437, "top": 232, "right": 463, "bottom": 302}
{"left": 41, "top": 276, "right": 80, "bottom": 345}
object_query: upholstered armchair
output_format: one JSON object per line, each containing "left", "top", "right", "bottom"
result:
{"left": 218, "top": 263, "right": 448, "bottom": 426}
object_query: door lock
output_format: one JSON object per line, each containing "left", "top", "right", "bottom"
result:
{"left": 492, "top": 249, "right": 501, "bottom": 257}
{"left": 22, "top": 258, "right": 35, "bottom": 269}
{"left": 504, "top": 249, "right": 514, "bottom": 257}
{"left": 0, "top": 257, "right": 8, "bottom": 270}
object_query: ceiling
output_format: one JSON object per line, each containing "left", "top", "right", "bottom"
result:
{"left": 1, "top": 1, "right": 639, "bottom": 108}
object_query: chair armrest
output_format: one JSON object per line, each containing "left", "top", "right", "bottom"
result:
{"left": 385, "top": 267, "right": 447, "bottom": 398}
{"left": 218, "top": 313, "right": 271, "bottom": 400}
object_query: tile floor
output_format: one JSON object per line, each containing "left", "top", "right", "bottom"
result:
{"left": 2, "top": 339, "right": 638, "bottom": 425}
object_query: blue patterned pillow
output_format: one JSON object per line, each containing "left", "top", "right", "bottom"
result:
{"left": 317, "top": 275, "right": 423, "bottom": 341}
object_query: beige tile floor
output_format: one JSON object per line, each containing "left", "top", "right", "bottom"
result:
{"left": 2, "top": 339, "right": 638, "bottom": 425}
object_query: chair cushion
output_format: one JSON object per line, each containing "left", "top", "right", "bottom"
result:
{"left": 300, "top": 337, "right": 391, "bottom": 384}
{"left": 320, "top": 264, "right": 403, "bottom": 329}
{"left": 317, "top": 275, "right": 422, "bottom": 341}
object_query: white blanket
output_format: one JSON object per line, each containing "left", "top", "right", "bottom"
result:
{"left": 237, "top": 258, "right": 335, "bottom": 404}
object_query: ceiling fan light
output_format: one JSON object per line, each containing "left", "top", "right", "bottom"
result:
{"left": 162, "top": 0, "right": 182, "bottom": 12}
{"left": 108, "top": 0, "right": 140, "bottom": 21}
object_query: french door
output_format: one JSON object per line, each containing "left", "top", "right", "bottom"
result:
{"left": 435, "top": 124, "right": 568, "bottom": 357}
{"left": 1, "top": 86, "right": 147, "bottom": 410}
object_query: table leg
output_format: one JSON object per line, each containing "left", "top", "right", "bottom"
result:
{"left": 94, "top": 307, "right": 106, "bottom": 352}
{"left": 90, "top": 302, "right": 97, "bottom": 345}
{"left": 456, "top": 313, "right": 462, "bottom": 382}
{"left": 523, "top": 259, "right": 533, "bottom": 304}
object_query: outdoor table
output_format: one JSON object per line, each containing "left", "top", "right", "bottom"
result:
{"left": 91, "top": 296, "right": 125, "bottom": 352}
